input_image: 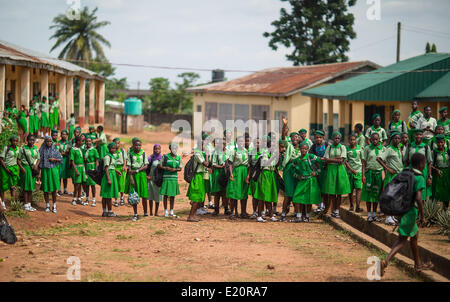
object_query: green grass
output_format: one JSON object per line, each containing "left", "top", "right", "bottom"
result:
{"left": 153, "top": 230, "right": 166, "bottom": 235}
{"left": 6, "top": 200, "right": 29, "bottom": 218}
{"left": 116, "top": 234, "right": 134, "bottom": 240}
{"left": 112, "top": 248, "right": 130, "bottom": 253}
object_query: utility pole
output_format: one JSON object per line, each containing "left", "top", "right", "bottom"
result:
{"left": 396, "top": 22, "right": 401, "bottom": 62}
{"left": 137, "top": 81, "right": 140, "bottom": 98}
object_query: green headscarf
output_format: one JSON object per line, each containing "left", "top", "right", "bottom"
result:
{"left": 315, "top": 130, "right": 325, "bottom": 137}
{"left": 298, "top": 129, "right": 307, "bottom": 134}
{"left": 61, "top": 130, "right": 68, "bottom": 135}
{"left": 392, "top": 109, "right": 400, "bottom": 116}
{"left": 390, "top": 131, "right": 401, "bottom": 138}
{"left": 113, "top": 137, "right": 120, "bottom": 143}
{"left": 132, "top": 137, "right": 141, "bottom": 145}
{"left": 289, "top": 132, "right": 298, "bottom": 137}
{"left": 439, "top": 106, "right": 447, "bottom": 113}
{"left": 51, "top": 129, "right": 59, "bottom": 134}
{"left": 332, "top": 131, "right": 342, "bottom": 138}
{"left": 107, "top": 142, "right": 116, "bottom": 149}
{"left": 372, "top": 113, "right": 380, "bottom": 121}
{"left": 436, "top": 134, "right": 446, "bottom": 141}
{"left": 9, "top": 134, "right": 18, "bottom": 142}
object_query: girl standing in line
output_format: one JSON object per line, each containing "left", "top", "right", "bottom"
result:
{"left": 83, "top": 137, "right": 99, "bottom": 207}
{"left": 147, "top": 144, "right": 163, "bottom": 216}
{"left": 70, "top": 136, "right": 87, "bottom": 206}
{"left": 253, "top": 136, "right": 279, "bottom": 222}
{"left": 17, "top": 105, "right": 28, "bottom": 143}
{"left": 437, "top": 106, "right": 450, "bottom": 140}
{"left": 95, "top": 125, "right": 108, "bottom": 159}
{"left": 417, "top": 106, "right": 437, "bottom": 145}
{"left": 365, "top": 114, "right": 388, "bottom": 146}
{"left": 18, "top": 134, "right": 40, "bottom": 212}
{"left": 125, "top": 138, "right": 149, "bottom": 221}
{"left": 309, "top": 130, "right": 329, "bottom": 213}
{"left": 51, "top": 96, "right": 60, "bottom": 130}
{"left": 431, "top": 134, "right": 450, "bottom": 210}
{"left": 28, "top": 98, "right": 37, "bottom": 137}
{"left": 345, "top": 133, "right": 363, "bottom": 212}
{"left": 113, "top": 138, "right": 127, "bottom": 207}
{"left": 58, "top": 130, "right": 71, "bottom": 196}
{"left": 298, "top": 129, "right": 313, "bottom": 149}
{"left": 66, "top": 113, "right": 76, "bottom": 140}
{"left": 377, "top": 132, "right": 404, "bottom": 226}
{"left": 322, "top": 132, "right": 351, "bottom": 219}
{"left": 210, "top": 139, "right": 227, "bottom": 216}
{"left": 226, "top": 136, "right": 249, "bottom": 220}
{"left": 100, "top": 142, "right": 119, "bottom": 217}
{"left": 361, "top": 133, "right": 386, "bottom": 222}
{"left": 291, "top": 141, "right": 322, "bottom": 222}
{"left": 186, "top": 139, "right": 209, "bottom": 222}
{"left": 387, "top": 110, "right": 408, "bottom": 140}
{"left": 429, "top": 126, "right": 449, "bottom": 150}
{"left": 39, "top": 136, "right": 62, "bottom": 213}
{"left": 354, "top": 123, "right": 366, "bottom": 149}
{"left": 0, "top": 135, "right": 20, "bottom": 206}
{"left": 40, "top": 96, "right": 50, "bottom": 137}
{"left": 160, "top": 143, "right": 183, "bottom": 218}
{"left": 248, "top": 137, "right": 261, "bottom": 219}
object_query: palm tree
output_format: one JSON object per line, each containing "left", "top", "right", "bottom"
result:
{"left": 49, "top": 6, "right": 111, "bottom": 66}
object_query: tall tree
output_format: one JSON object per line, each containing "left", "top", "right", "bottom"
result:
{"left": 146, "top": 78, "right": 174, "bottom": 114}
{"left": 431, "top": 43, "right": 437, "bottom": 53}
{"left": 174, "top": 72, "right": 200, "bottom": 113}
{"left": 263, "top": 0, "right": 357, "bottom": 65}
{"left": 49, "top": 6, "right": 111, "bottom": 66}
{"left": 425, "top": 42, "right": 431, "bottom": 53}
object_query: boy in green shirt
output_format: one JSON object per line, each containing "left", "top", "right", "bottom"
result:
{"left": 345, "top": 133, "right": 363, "bottom": 212}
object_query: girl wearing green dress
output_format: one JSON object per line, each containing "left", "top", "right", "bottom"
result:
{"left": 354, "top": 123, "right": 366, "bottom": 149}
{"left": 39, "top": 136, "right": 62, "bottom": 213}
{"left": 345, "top": 134, "right": 363, "bottom": 213}
{"left": 83, "top": 137, "right": 99, "bottom": 207}
{"left": 248, "top": 138, "right": 261, "bottom": 219}
{"left": 437, "top": 106, "right": 450, "bottom": 140}
{"left": 100, "top": 143, "right": 119, "bottom": 217}
{"left": 430, "top": 135, "right": 450, "bottom": 209}
{"left": 226, "top": 136, "right": 249, "bottom": 220}
{"left": 0, "top": 135, "right": 20, "bottom": 205}
{"left": 429, "top": 126, "right": 450, "bottom": 150}
{"left": 17, "top": 105, "right": 28, "bottom": 143}
{"left": 361, "top": 133, "right": 386, "bottom": 222}
{"left": 113, "top": 138, "right": 127, "bottom": 207}
{"left": 28, "top": 98, "right": 37, "bottom": 136}
{"left": 18, "top": 134, "right": 40, "bottom": 212}
{"left": 70, "top": 136, "right": 87, "bottom": 206}
{"left": 211, "top": 138, "right": 228, "bottom": 216}
{"left": 291, "top": 141, "right": 322, "bottom": 223}
{"left": 147, "top": 144, "right": 163, "bottom": 216}
{"left": 187, "top": 139, "right": 210, "bottom": 222}
{"left": 57, "top": 130, "right": 71, "bottom": 195}
{"left": 253, "top": 136, "right": 279, "bottom": 222}
{"left": 95, "top": 126, "right": 108, "bottom": 159}
{"left": 66, "top": 113, "right": 76, "bottom": 140}
{"left": 160, "top": 143, "right": 183, "bottom": 217}
{"left": 404, "top": 129, "right": 433, "bottom": 201}
{"left": 40, "top": 96, "right": 51, "bottom": 136}
{"left": 365, "top": 114, "right": 388, "bottom": 146}
{"left": 125, "top": 138, "right": 149, "bottom": 221}
{"left": 322, "top": 131, "right": 351, "bottom": 219}
{"left": 407, "top": 100, "right": 423, "bottom": 141}
{"left": 387, "top": 110, "right": 408, "bottom": 141}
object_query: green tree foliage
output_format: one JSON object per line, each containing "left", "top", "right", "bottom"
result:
{"left": 50, "top": 6, "right": 111, "bottom": 66}
{"left": 105, "top": 78, "right": 129, "bottom": 100}
{"left": 425, "top": 42, "right": 431, "bottom": 53}
{"left": 263, "top": 0, "right": 357, "bottom": 65}
{"left": 173, "top": 72, "right": 200, "bottom": 113}
{"left": 86, "top": 57, "right": 116, "bottom": 78}
{"left": 431, "top": 43, "right": 437, "bottom": 53}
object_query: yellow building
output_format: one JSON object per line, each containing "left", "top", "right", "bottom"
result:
{"left": 0, "top": 40, "right": 105, "bottom": 128}
{"left": 188, "top": 61, "right": 379, "bottom": 137}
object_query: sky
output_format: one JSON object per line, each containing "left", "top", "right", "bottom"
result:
{"left": 1, "top": 0, "right": 449, "bottom": 89}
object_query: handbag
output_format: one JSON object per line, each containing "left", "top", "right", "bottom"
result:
{"left": 0, "top": 212, "right": 17, "bottom": 244}
{"left": 128, "top": 187, "right": 141, "bottom": 205}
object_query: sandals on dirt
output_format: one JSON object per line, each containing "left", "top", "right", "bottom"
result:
{"left": 414, "top": 262, "right": 434, "bottom": 272}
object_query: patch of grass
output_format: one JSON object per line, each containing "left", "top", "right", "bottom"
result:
{"left": 6, "top": 200, "right": 29, "bottom": 218}
{"left": 175, "top": 208, "right": 190, "bottom": 216}
{"left": 112, "top": 248, "right": 130, "bottom": 253}
{"left": 153, "top": 230, "right": 166, "bottom": 235}
{"left": 116, "top": 234, "right": 134, "bottom": 240}
{"left": 85, "top": 271, "right": 115, "bottom": 282}
{"left": 132, "top": 263, "right": 148, "bottom": 269}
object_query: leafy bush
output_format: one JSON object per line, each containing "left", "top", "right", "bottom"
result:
{"left": 436, "top": 210, "right": 450, "bottom": 240}
{"left": 0, "top": 123, "right": 16, "bottom": 152}
{"left": 423, "top": 199, "right": 440, "bottom": 226}
{"left": 16, "top": 187, "right": 44, "bottom": 208}
{"left": 6, "top": 200, "right": 29, "bottom": 218}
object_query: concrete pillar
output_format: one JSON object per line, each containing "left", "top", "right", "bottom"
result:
{"left": 95, "top": 81, "right": 99, "bottom": 123}
{"left": 398, "top": 101, "right": 410, "bottom": 125}
{"left": 351, "top": 101, "right": 365, "bottom": 129}
{"left": 41, "top": 70, "right": 49, "bottom": 114}
{"left": 98, "top": 81, "right": 105, "bottom": 124}
{"left": 339, "top": 100, "right": 346, "bottom": 138}
{"left": 58, "top": 74, "right": 67, "bottom": 130}
{"left": 317, "top": 98, "right": 324, "bottom": 130}
{"left": 79, "top": 77, "right": 86, "bottom": 127}
{"left": 0, "top": 64, "right": 5, "bottom": 111}
{"left": 327, "top": 99, "right": 334, "bottom": 139}
{"left": 20, "top": 67, "right": 30, "bottom": 108}
{"left": 310, "top": 97, "right": 317, "bottom": 131}
{"left": 344, "top": 101, "right": 351, "bottom": 141}
{"left": 89, "top": 79, "right": 95, "bottom": 125}
{"left": 66, "top": 76, "right": 74, "bottom": 117}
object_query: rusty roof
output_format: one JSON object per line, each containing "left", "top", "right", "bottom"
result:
{"left": 187, "top": 61, "right": 380, "bottom": 97}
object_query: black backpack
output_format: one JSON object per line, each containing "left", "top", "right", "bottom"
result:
{"left": 184, "top": 155, "right": 198, "bottom": 183}
{"left": 149, "top": 155, "right": 167, "bottom": 187}
{"left": 87, "top": 156, "right": 110, "bottom": 185}
{"left": 380, "top": 168, "right": 419, "bottom": 216}
{"left": 249, "top": 156, "right": 262, "bottom": 182}
{"left": 0, "top": 212, "right": 17, "bottom": 245}
{"left": 218, "top": 159, "right": 231, "bottom": 188}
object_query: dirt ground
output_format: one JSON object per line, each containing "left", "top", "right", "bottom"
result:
{"left": 0, "top": 129, "right": 419, "bottom": 282}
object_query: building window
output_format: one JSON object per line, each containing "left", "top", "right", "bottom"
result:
{"left": 205, "top": 102, "right": 218, "bottom": 120}
{"left": 274, "top": 110, "right": 287, "bottom": 132}
{"left": 219, "top": 103, "right": 233, "bottom": 128}
{"left": 33, "top": 68, "right": 36, "bottom": 75}
{"left": 234, "top": 104, "right": 249, "bottom": 122}
{"left": 32, "top": 82, "right": 40, "bottom": 96}
{"left": 252, "top": 105, "right": 270, "bottom": 122}
{"left": 11, "top": 66, "right": 15, "bottom": 73}
{"left": 196, "top": 105, "right": 202, "bottom": 112}
{"left": 49, "top": 83, "right": 56, "bottom": 97}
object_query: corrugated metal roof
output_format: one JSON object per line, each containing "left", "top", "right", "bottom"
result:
{"left": 187, "top": 61, "right": 380, "bottom": 97}
{"left": 415, "top": 72, "right": 450, "bottom": 100}
{"left": 301, "top": 53, "right": 450, "bottom": 101}
{"left": 0, "top": 40, "right": 104, "bottom": 80}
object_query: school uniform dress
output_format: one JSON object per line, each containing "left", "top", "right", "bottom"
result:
{"left": 0, "top": 146, "right": 20, "bottom": 192}
{"left": 309, "top": 143, "right": 328, "bottom": 192}
{"left": 211, "top": 151, "right": 227, "bottom": 194}
{"left": 431, "top": 148, "right": 450, "bottom": 202}
{"left": 361, "top": 144, "right": 386, "bottom": 203}
{"left": 28, "top": 106, "right": 38, "bottom": 134}
{"left": 365, "top": 126, "right": 388, "bottom": 144}
{"left": 58, "top": 141, "right": 71, "bottom": 180}
{"left": 70, "top": 147, "right": 87, "bottom": 184}
{"left": 186, "top": 150, "right": 207, "bottom": 202}
{"left": 18, "top": 111, "right": 28, "bottom": 133}
{"left": 323, "top": 144, "right": 351, "bottom": 195}
{"left": 292, "top": 154, "right": 321, "bottom": 205}
{"left": 407, "top": 110, "right": 423, "bottom": 140}
{"left": 148, "top": 158, "right": 162, "bottom": 202}
{"left": 97, "top": 132, "right": 108, "bottom": 159}
{"left": 83, "top": 146, "right": 99, "bottom": 186}
{"left": 160, "top": 153, "right": 182, "bottom": 197}
{"left": 247, "top": 148, "right": 261, "bottom": 197}
{"left": 18, "top": 145, "right": 39, "bottom": 192}
{"left": 34, "top": 102, "right": 41, "bottom": 131}
{"left": 253, "top": 149, "right": 278, "bottom": 203}
{"left": 226, "top": 147, "right": 249, "bottom": 201}
{"left": 387, "top": 120, "right": 407, "bottom": 138}
{"left": 39, "top": 144, "right": 62, "bottom": 193}
{"left": 346, "top": 145, "right": 363, "bottom": 190}
{"left": 204, "top": 143, "right": 214, "bottom": 194}
{"left": 114, "top": 148, "right": 127, "bottom": 193}
{"left": 40, "top": 102, "right": 50, "bottom": 128}
{"left": 50, "top": 100, "right": 60, "bottom": 129}
{"left": 380, "top": 144, "right": 404, "bottom": 188}
{"left": 66, "top": 117, "right": 75, "bottom": 140}
{"left": 398, "top": 169, "right": 425, "bottom": 237}
{"left": 356, "top": 134, "right": 366, "bottom": 149}
{"left": 303, "top": 138, "right": 313, "bottom": 149}
{"left": 404, "top": 142, "right": 433, "bottom": 200}
{"left": 429, "top": 137, "right": 450, "bottom": 151}
{"left": 417, "top": 116, "right": 438, "bottom": 144}
{"left": 281, "top": 142, "right": 301, "bottom": 198}
{"left": 125, "top": 149, "right": 149, "bottom": 198}
{"left": 437, "top": 118, "right": 450, "bottom": 140}
{"left": 100, "top": 153, "right": 119, "bottom": 199}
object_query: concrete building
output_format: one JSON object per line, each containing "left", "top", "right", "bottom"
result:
{"left": 0, "top": 40, "right": 105, "bottom": 129}
{"left": 302, "top": 53, "right": 450, "bottom": 138}
{"left": 187, "top": 61, "right": 379, "bottom": 137}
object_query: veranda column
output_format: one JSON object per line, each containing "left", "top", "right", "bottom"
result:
{"left": 0, "top": 64, "right": 5, "bottom": 111}
{"left": 339, "top": 100, "right": 346, "bottom": 138}
{"left": 317, "top": 98, "right": 324, "bottom": 131}
{"left": 78, "top": 77, "right": 86, "bottom": 127}
{"left": 309, "top": 97, "right": 317, "bottom": 132}
{"left": 98, "top": 80, "right": 105, "bottom": 124}
{"left": 351, "top": 101, "right": 365, "bottom": 129}
{"left": 66, "top": 76, "right": 74, "bottom": 118}
{"left": 41, "top": 70, "right": 49, "bottom": 115}
{"left": 327, "top": 99, "right": 334, "bottom": 139}
{"left": 58, "top": 74, "right": 67, "bottom": 130}
{"left": 20, "top": 67, "right": 30, "bottom": 108}
{"left": 89, "top": 79, "right": 95, "bottom": 124}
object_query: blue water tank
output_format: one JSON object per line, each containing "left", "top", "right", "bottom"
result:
{"left": 124, "top": 97, "right": 142, "bottom": 115}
